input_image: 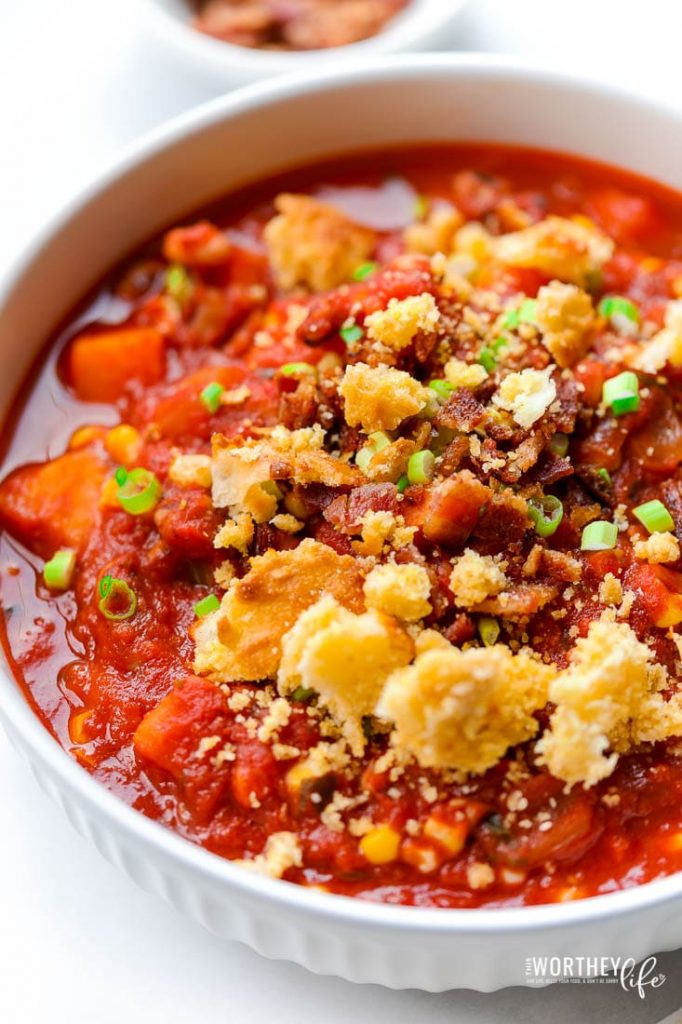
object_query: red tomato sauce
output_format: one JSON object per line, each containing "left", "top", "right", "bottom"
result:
{"left": 2, "top": 145, "right": 682, "bottom": 908}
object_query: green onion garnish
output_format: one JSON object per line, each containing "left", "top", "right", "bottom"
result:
{"left": 194, "top": 594, "right": 221, "bottom": 618}
{"left": 518, "top": 298, "right": 538, "bottom": 323}
{"left": 291, "top": 686, "right": 315, "bottom": 702}
{"left": 356, "top": 431, "right": 391, "bottom": 473}
{"left": 581, "top": 520, "right": 618, "bottom": 551}
{"left": 396, "top": 474, "right": 409, "bottom": 494}
{"left": 368, "top": 431, "right": 391, "bottom": 453}
{"left": 599, "top": 295, "right": 639, "bottom": 324}
{"left": 166, "top": 264, "right": 192, "bottom": 305}
{"left": 43, "top": 549, "right": 76, "bottom": 591}
{"left": 500, "top": 308, "right": 520, "bottom": 330}
{"left": 340, "top": 324, "right": 363, "bottom": 345}
{"left": 597, "top": 467, "right": 613, "bottom": 487}
{"left": 478, "top": 347, "right": 497, "bottom": 373}
{"left": 117, "top": 467, "right": 162, "bottom": 516}
{"left": 528, "top": 495, "right": 564, "bottom": 538}
{"left": 407, "top": 449, "right": 435, "bottom": 485}
{"left": 98, "top": 576, "right": 137, "bottom": 620}
{"left": 428, "top": 379, "right": 455, "bottom": 401}
{"left": 280, "top": 362, "right": 316, "bottom": 377}
{"left": 200, "top": 381, "right": 224, "bottom": 414}
{"left": 633, "top": 499, "right": 674, "bottom": 534}
{"left": 353, "top": 262, "right": 378, "bottom": 281}
{"left": 114, "top": 466, "right": 129, "bottom": 486}
{"left": 549, "top": 433, "right": 569, "bottom": 457}
{"left": 603, "top": 371, "right": 640, "bottom": 417}
{"left": 478, "top": 615, "right": 500, "bottom": 647}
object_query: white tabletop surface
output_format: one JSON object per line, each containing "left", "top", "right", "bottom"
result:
{"left": 2, "top": 1, "right": 682, "bottom": 1021}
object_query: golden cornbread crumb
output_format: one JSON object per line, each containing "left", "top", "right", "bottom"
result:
{"left": 364, "top": 562, "right": 432, "bottom": 622}
{"left": 492, "top": 367, "right": 557, "bottom": 429}
{"left": 257, "top": 697, "right": 292, "bottom": 743}
{"left": 599, "top": 572, "right": 623, "bottom": 606}
{"left": 264, "top": 193, "right": 375, "bottom": 292}
{"left": 352, "top": 510, "right": 416, "bottom": 557}
{"left": 449, "top": 549, "right": 507, "bottom": 609}
{"left": 404, "top": 205, "right": 463, "bottom": 255}
{"left": 214, "top": 560, "right": 235, "bottom": 589}
{"left": 194, "top": 538, "right": 365, "bottom": 683}
{"left": 365, "top": 293, "right": 440, "bottom": 352}
{"left": 630, "top": 300, "right": 682, "bottom": 373}
{"left": 168, "top": 453, "right": 212, "bottom": 489}
{"left": 376, "top": 645, "right": 553, "bottom": 773}
{"left": 235, "top": 831, "right": 302, "bottom": 878}
{"left": 278, "top": 595, "right": 414, "bottom": 755}
{"left": 213, "top": 513, "right": 254, "bottom": 554}
{"left": 496, "top": 215, "right": 614, "bottom": 286}
{"left": 536, "top": 619, "right": 682, "bottom": 788}
{"left": 271, "top": 513, "right": 305, "bottom": 533}
{"left": 634, "top": 531, "right": 681, "bottom": 564}
{"left": 467, "top": 862, "right": 495, "bottom": 890}
{"left": 535, "top": 281, "right": 595, "bottom": 368}
{"left": 444, "top": 358, "right": 488, "bottom": 389}
{"left": 339, "top": 362, "right": 429, "bottom": 433}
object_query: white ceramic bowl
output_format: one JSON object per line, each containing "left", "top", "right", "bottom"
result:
{"left": 1, "top": 56, "right": 682, "bottom": 992}
{"left": 142, "top": 0, "right": 471, "bottom": 89}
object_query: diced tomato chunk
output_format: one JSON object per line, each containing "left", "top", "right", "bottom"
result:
{"left": 133, "top": 675, "right": 227, "bottom": 776}
{"left": 625, "top": 563, "right": 682, "bottom": 628}
{"left": 0, "top": 450, "right": 107, "bottom": 557}
{"left": 587, "top": 188, "right": 662, "bottom": 245}
{"left": 68, "top": 327, "right": 164, "bottom": 402}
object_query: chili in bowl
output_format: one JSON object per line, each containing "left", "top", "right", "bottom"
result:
{"left": 1, "top": 58, "right": 682, "bottom": 990}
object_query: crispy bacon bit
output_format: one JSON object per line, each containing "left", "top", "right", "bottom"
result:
{"left": 435, "top": 389, "right": 487, "bottom": 433}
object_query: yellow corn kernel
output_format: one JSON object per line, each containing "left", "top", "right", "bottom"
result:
{"left": 105, "top": 424, "right": 142, "bottom": 466}
{"left": 99, "top": 475, "right": 121, "bottom": 509}
{"left": 69, "top": 709, "right": 92, "bottom": 745}
{"left": 359, "top": 824, "right": 401, "bottom": 865}
{"left": 672, "top": 276, "right": 682, "bottom": 298}
{"left": 69, "top": 425, "right": 105, "bottom": 450}
{"left": 640, "top": 256, "right": 664, "bottom": 273}
{"left": 423, "top": 814, "right": 468, "bottom": 856}
{"left": 285, "top": 761, "right": 317, "bottom": 800}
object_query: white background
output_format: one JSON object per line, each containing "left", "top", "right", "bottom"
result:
{"left": 1, "top": 1, "right": 682, "bottom": 1021}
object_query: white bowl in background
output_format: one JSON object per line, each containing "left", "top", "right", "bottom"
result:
{"left": 142, "top": 0, "right": 471, "bottom": 89}
{"left": 1, "top": 56, "right": 682, "bottom": 992}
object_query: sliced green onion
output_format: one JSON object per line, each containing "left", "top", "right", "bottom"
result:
{"left": 528, "top": 495, "right": 564, "bottom": 538}
{"left": 43, "top": 549, "right": 76, "bottom": 591}
{"left": 603, "top": 371, "right": 640, "bottom": 417}
{"left": 368, "top": 431, "right": 391, "bottom": 453}
{"left": 117, "top": 467, "right": 162, "bottom": 516}
{"left": 428, "top": 379, "right": 455, "bottom": 401}
{"left": 599, "top": 295, "right": 639, "bottom": 324}
{"left": 98, "top": 576, "right": 137, "bottom": 620}
{"left": 549, "top": 433, "right": 569, "bottom": 457}
{"left": 633, "top": 499, "right": 674, "bottom": 534}
{"left": 194, "top": 594, "right": 220, "bottom": 618}
{"left": 478, "top": 346, "right": 497, "bottom": 373}
{"left": 597, "top": 467, "right": 613, "bottom": 487}
{"left": 291, "top": 686, "right": 315, "bottom": 702}
{"left": 518, "top": 298, "right": 538, "bottom": 323}
{"left": 114, "top": 465, "right": 129, "bottom": 486}
{"left": 396, "top": 474, "right": 409, "bottom": 494}
{"left": 166, "top": 263, "right": 192, "bottom": 305}
{"left": 200, "top": 381, "right": 224, "bottom": 414}
{"left": 491, "top": 336, "right": 508, "bottom": 353}
{"left": 353, "top": 262, "right": 378, "bottom": 281}
{"left": 356, "top": 431, "right": 392, "bottom": 473}
{"left": 340, "top": 324, "right": 363, "bottom": 345}
{"left": 581, "top": 520, "right": 618, "bottom": 551}
{"left": 499, "top": 308, "right": 520, "bottom": 330}
{"left": 407, "top": 449, "right": 435, "bottom": 485}
{"left": 478, "top": 615, "right": 500, "bottom": 647}
{"left": 280, "top": 361, "right": 316, "bottom": 377}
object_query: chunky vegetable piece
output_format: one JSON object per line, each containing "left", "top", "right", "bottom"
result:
{"left": 4, "top": 145, "right": 682, "bottom": 908}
